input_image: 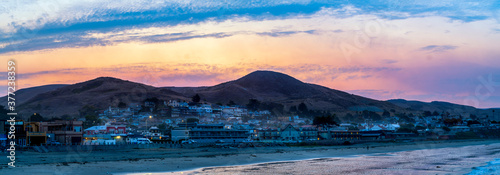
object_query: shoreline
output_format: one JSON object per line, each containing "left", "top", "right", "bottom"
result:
{"left": 1, "top": 139, "right": 499, "bottom": 174}
{"left": 162, "top": 140, "right": 500, "bottom": 175}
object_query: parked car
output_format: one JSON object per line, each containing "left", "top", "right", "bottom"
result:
{"left": 242, "top": 139, "right": 253, "bottom": 143}
{"left": 181, "top": 139, "right": 197, "bottom": 144}
{"left": 215, "top": 140, "right": 225, "bottom": 143}
{"left": 136, "top": 138, "right": 153, "bottom": 144}
{"left": 46, "top": 141, "right": 61, "bottom": 145}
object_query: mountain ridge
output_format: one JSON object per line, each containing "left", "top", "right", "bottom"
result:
{"left": 2, "top": 70, "right": 496, "bottom": 119}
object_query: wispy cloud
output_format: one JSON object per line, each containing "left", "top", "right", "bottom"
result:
{"left": 256, "top": 30, "right": 317, "bottom": 37}
{"left": 1, "top": 1, "right": 498, "bottom": 54}
{"left": 419, "top": 45, "right": 458, "bottom": 53}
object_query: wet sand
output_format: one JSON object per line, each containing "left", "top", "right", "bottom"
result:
{"left": 1, "top": 139, "right": 499, "bottom": 175}
{"left": 168, "top": 143, "right": 500, "bottom": 175}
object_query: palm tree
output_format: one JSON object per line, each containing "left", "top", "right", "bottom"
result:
{"left": 493, "top": 109, "right": 495, "bottom": 120}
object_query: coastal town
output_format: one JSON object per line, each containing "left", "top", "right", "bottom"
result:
{"left": 1, "top": 97, "right": 499, "bottom": 150}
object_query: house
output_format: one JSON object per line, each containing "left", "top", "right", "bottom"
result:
{"left": 255, "top": 128, "right": 280, "bottom": 140}
{"left": 188, "top": 104, "right": 213, "bottom": 114}
{"left": 281, "top": 124, "right": 300, "bottom": 141}
{"left": 255, "top": 124, "right": 318, "bottom": 141}
{"left": 40, "top": 120, "right": 83, "bottom": 145}
{"left": 171, "top": 123, "right": 249, "bottom": 143}
{"left": 318, "top": 130, "right": 361, "bottom": 141}
{"left": 222, "top": 107, "right": 248, "bottom": 116}
{"left": 450, "top": 126, "right": 470, "bottom": 132}
{"left": 25, "top": 122, "right": 47, "bottom": 146}
{"left": 247, "top": 119, "right": 261, "bottom": 125}
{"left": 359, "top": 131, "right": 384, "bottom": 140}
{"left": 167, "top": 100, "right": 189, "bottom": 108}
{"left": 298, "top": 127, "right": 317, "bottom": 140}
{"left": 359, "top": 123, "right": 400, "bottom": 131}
{"left": 83, "top": 123, "right": 126, "bottom": 141}
{"left": 1, "top": 120, "right": 27, "bottom": 146}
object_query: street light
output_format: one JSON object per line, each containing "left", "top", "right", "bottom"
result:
{"left": 146, "top": 116, "right": 152, "bottom": 129}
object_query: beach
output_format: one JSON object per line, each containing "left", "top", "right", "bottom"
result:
{"left": 1, "top": 139, "right": 499, "bottom": 175}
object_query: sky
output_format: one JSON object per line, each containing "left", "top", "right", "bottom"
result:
{"left": 1, "top": 0, "right": 500, "bottom": 108}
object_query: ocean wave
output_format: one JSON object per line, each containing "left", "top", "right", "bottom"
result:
{"left": 467, "top": 159, "right": 500, "bottom": 175}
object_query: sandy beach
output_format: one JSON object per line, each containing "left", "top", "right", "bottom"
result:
{"left": 1, "top": 139, "right": 499, "bottom": 175}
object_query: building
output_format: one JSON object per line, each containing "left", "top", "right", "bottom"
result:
{"left": 449, "top": 126, "right": 470, "bottom": 132}
{"left": 256, "top": 124, "right": 318, "bottom": 141}
{"left": 222, "top": 107, "right": 247, "bottom": 116}
{"left": 167, "top": 100, "right": 189, "bottom": 108}
{"left": 171, "top": 123, "right": 249, "bottom": 143}
{"left": 359, "top": 123, "right": 400, "bottom": 131}
{"left": 83, "top": 124, "right": 127, "bottom": 140}
{"left": 319, "top": 130, "right": 361, "bottom": 141}
{"left": 1, "top": 120, "right": 27, "bottom": 146}
{"left": 144, "top": 126, "right": 164, "bottom": 141}
{"left": 280, "top": 124, "right": 300, "bottom": 141}
{"left": 255, "top": 128, "right": 280, "bottom": 140}
{"left": 25, "top": 122, "right": 47, "bottom": 146}
{"left": 40, "top": 120, "right": 83, "bottom": 145}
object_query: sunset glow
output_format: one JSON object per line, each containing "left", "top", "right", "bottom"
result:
{"left": 1, "top": 0, "right": 500, "bottom": 108}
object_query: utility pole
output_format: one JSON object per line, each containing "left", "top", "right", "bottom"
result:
{"left": 493, "top": 110, "right": 495, "bottom": 122}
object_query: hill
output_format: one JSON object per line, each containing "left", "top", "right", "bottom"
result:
{"left": 0, "top": 84, "right": 67, "bottom": 107}
{"left": 388, "top": 99, "right": 499, "bottom": 119}
{"left": 14, "top": 77, "right": 187, "bottom": 117}
{"left": 165, "top": 71, "right": 402, "bottom": 112}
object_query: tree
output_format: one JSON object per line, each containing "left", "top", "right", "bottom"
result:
{"left": 227, "top": 100, "right": 236, "bottom": 106}
{"left": 362, "top": 110, "right": 382, "bottom": 121}
{"left": 259, "top": 102, "right": 284, "bottom": 116}
{"left": 186, "top": 118, "right": 199, "bottom": 123}
{"left": 118, "top": 102, "right": 127, "bottom": 108}
{"left": 444, "top": 118, "right": 462, "bottom": 126}
{"left": 432, "top": 111, "right": 440, "bottom": 116}
{"left": 423, "top": 111, "right": 432, "bottom": 117}
{"left": 442, "top": 126, "right": 451, "bottom": 132}
{"left": 79, "top": 105, "right": 98, "bottom": 117}
{"left": 246, "top": 99, "right": 261, "bottom": 111}
{"left": 382, "top": 110, "right": 390, "bottom": 117}
{"left": 313, "top": 114, "right": 339, "bottom": 127}
{"left": 397, "top": 124, "right": 415, "bottom": 133}
{"left": 0, "top": 105, "right": 11, "bottom": 120}
{"left": 289, "top": 106, "right": 297, "bottom": 113}
{"left": 298, "top": 102, "right": 308, "bottom": 113}
{"left": 145, "top": 97, "right": 160, "bottom": 105}
{"left": 28, "top": 113, "right": 45, "bottom": 122}
{"left": 415, "top": 125, "right": 426, "bottom": 130}
{"left": 158, "top": 123, "right": 167, "bottom": 131}
{"left": 191, "top": 94, "right": 201, "bottom": 103}
{"left": 344, "top": 113, "right": 354, "bottom": 119}
{"left": 467, "top": 120, "right": 481, "bottom": 126}
{"left": 60, "top": 114, "right": 72, "bottom": 120}
{"left": 469, "top": 114, "right": 478, "bottom": 120}
{"left": 84, "top": 115, "right": 101, "bottom": 129}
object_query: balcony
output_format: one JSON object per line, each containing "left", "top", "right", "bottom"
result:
{"left": 27, "top": 132, "right": 46, "bottom": 136}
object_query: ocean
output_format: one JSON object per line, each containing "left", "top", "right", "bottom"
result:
{"left": 467, "top": 159, "right": 500, "bottom": 175}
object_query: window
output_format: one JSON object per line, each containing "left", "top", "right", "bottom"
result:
{"left": 74, "top": 126, "right": 82, "bottom": 132}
